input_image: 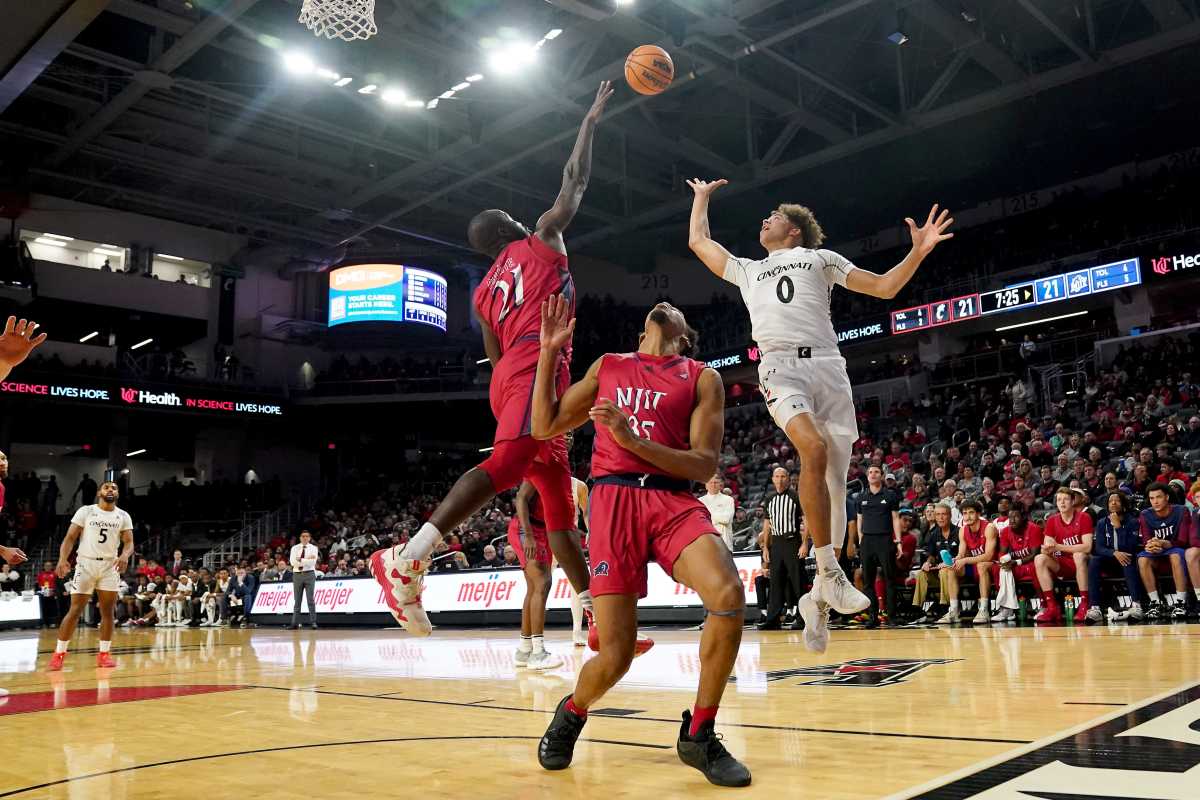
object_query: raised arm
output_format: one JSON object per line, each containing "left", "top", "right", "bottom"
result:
{"left": 687, "top": 178, "right": 735, "bottom": 278}
{"left": 535, "top": 81, "right": 614, "bottom": 253}
{"left": 588, "top": 368, "right": 725, "bottom": 483}
{"left": 0, "top": 316, "right": 47, "bottom": 381}
{"left": 845, "top": 205, "right": 955, "bottom": 299}
{"left": 531, "top": 294, "right": 601, "bottom": 439}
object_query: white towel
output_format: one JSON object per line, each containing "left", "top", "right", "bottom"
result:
{"left": 996, "top": 567, "right": 1020, "bottom": 610}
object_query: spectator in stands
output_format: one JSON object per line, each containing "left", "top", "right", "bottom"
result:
{"left": 1157, "top": 456, "right": 1190, "bottom": 485}
{"left": 1008, "top": 476, "right": 1035, "bottom": 512}
{"left": 167, "top": 550, "right": 186, "bottom": 577}
{"left": 503, "top": 546, "right": 519, "bottom": 567}
{"left": 958, "top": 466, "right": 981, "bottom": 498}
{"left": 1181, "top": 416, "right": 1200, "bottom": 451}
{"left": 913, "top": 503, "right": 960, "bottom": 624}
{"left": 1087, "top": 491, "right": 1143, "bottom": 623}
{"left": 478, "top": 544, "right": 505, "bottom": 569}
{"left": 1034, "top": 487, "right": 1094, "bottom": 624}
{"left": 1053, "top": 454, "right": 1072, "bottom": 484}
{"left": 1137, "top": 483, "right": 1191, "bottom": 620}
{"left": 951, "top": 500, "right": 998, "bottom": 625}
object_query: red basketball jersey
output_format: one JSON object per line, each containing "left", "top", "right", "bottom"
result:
{"left": 1001, "top": 522, "right": 1044, "bottom": 559}
{"left": 472, "top": 235, "right": 574, "bottom": 359}
{"left": 1044, "top": 511, "right": 1092, "bottom": 547}
{"left": 591, "top": 352, "right": 704, "bottom": 478}
{"left": 962, "top": 520, "right": 990, "bottom": 557}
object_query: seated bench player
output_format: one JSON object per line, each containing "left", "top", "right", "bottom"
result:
{"left": 1086, "top": 490, "right": 1143, "bottom": 623}
{"left": 1137, "top": 482, "right": 1191, "bottom": 620}
{"left": 1033, "top": 487, "right": 1093, "bottom": 624}
{"left": 950, "top": 500, "right": 998, "bottom": 624}
{"left": 989, "top": 505, "right": 1043, "bottom": 622}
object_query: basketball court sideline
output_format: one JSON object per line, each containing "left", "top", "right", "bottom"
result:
{"left": 1, "top": 624, "right": 1196, "bottom": 799}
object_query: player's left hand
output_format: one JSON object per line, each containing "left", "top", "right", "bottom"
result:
{"left": 0, "top": 545, "right": 27, "bottom": 566}
{"left": 539, "top": 294, "right": 575, "bottom": 353}
{"left": 0, "top": 317, "right": 47, "bottom": 369}
{"left": 906, "top": 205, "right": 954, "bottom": 257}
{"left": 115, "top": 556, "right": 130, "bottom": 575}
{"left": 589, "top": 399, "right": 634, "bottom": 445}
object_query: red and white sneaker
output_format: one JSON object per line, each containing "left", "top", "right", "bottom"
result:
{"left": 369, "top": 546, "right": 432, "bottom": 637}
{"left": 585, "top": 610, "right": 654, "bottom": 656}
{"left": 96, "top": 652, "right": 118, "bottom": 669}
{"left": 1034, "top": 604, "right": 1062, "bottom": 624}
{"left": 1073, "top": 600, "right": 1090, "bottom": 624}
{"left": 47, "top": 652, "right": 66, "bottom": 672}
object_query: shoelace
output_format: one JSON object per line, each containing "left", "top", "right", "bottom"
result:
{"left": 704, "top": 731, "right": 734, "bottom": 762}
{"left": 544, "top": 716, "right": 584, "bottom": 744}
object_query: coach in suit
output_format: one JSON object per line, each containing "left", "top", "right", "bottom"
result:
{"left": 288, "top": 531, "right": 319, "bottom": 629}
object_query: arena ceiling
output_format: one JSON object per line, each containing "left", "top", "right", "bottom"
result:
{"left": 0, "top": 0, "right": 1197, "bottom": 271}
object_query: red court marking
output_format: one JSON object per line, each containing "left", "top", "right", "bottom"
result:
{"left": 0, "top": 685, "right": 244, "bottom": 716}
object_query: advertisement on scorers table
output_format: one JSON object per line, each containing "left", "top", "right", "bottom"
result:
{"left": 251, "top": 555, "right": 763, "bottom": 616}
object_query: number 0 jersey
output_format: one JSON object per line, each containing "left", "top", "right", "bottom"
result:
{"left": 590, "top": 352, "right": 705, "bottom": 479}
{"left": 472, "top": 234, "right": 575, "bottom": 362}
{"left": 71, "top": 504, "right": 133, "bottom": 559}
{"left": 724, "top": 247, "right": 858, "bottom": 354}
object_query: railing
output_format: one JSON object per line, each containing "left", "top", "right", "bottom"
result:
{"left": 202, "top": 497, "right": 305, "bottom": 570}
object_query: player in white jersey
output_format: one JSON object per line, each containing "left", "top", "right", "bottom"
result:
{"left": 48, "top": 481, "right": 134, "bottom": 670}
{"left": 688, "top": 178, "right": 953, "bottom": 653}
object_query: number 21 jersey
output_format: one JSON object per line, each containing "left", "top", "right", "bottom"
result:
{"left": 473, "top": 235, "right": 575, "bottom": 363}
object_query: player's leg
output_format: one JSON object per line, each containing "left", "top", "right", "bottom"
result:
{"left": 937, "top": 567, "right": 962, "bottom": 623}
{"left": 538, "top": 593, "right": 637, "bottom": 771}
{"left": 757, "top": 539, "right": 787, "bottom": 629}
{"left": 524, "top": 546, "right": 562, "bottom": 671}
{"left": 824, "top": 438, "right": 852, "bottom": 554}
{"left": 569, "top": 583, "right": 586, "bottom": 646}
{"left": 1137, "top": 554, "right": 1164, "bottom": 617}
{"left": 1186, "top": 548, "right": 1200, "bottom": 614}
{"left": 1033, "top": 553, "right": 1061, "bottom": 621}
{"left": 96, "top": 590, "right": 119, "bottom": 667}
{"left": 49, "top": 593, "right": 90, "bottom": 670}
{"left": 304, "top": 575, "right": 317, "bottom": 628}
{"left": 527, "top": 450, "right": 592, "bottom": 605}
{"left": 880, "top": 544, "right": 898, "bottom": 624}
{"left": 1072, "top": 551, "right": 1091, "bottom": 621}
{"left": 1084, "top": 555, "right": 1109, "bottom": 623}
{"left": 974, "top": 562, "right": 993, "bottom": 623}
{"left": 1166, "top": 550, "right": 1189, "bottom": 618}
{"left": 861, "top": 540, "right": 881, "bottom": 626}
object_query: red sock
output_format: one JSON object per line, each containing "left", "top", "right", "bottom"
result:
{"left": 1040, "top": 591, "right": 1057, "bottom": 608}
{"left": 565, "top": 696, "right": 587, "bottom": 719}
{"left": 689, "top": 704, "right": 718, "bottom": 737}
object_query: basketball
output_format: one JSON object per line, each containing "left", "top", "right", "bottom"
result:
{"left": 624, "top": 45, "right": 674, "bottom": 95}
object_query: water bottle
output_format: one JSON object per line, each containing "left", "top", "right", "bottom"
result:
{"left": 1018, "top": 597, "right": 1028, "bottom": 622}
{"left": 940, "top": 549, "right": 954, "bottom": 567}
{"left": 1064, "top": 593, "right": 1074, "bottom": 625}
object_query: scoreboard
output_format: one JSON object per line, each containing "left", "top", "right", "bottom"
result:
{"left": 890, "top": 257, "right": 1141, "bottom": 335}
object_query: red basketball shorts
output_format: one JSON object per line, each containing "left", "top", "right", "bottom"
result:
{"left": 990, "top": 561, "right": 1038, "bottom": 584}
{"left": 587, "top": 480, "right": 717, "bottom": 598}
{"left": 1054, "top": 553, "right": 1078, "bottom": 578}
{"left": 507, "top": 517, "right": 551, "bottom": 568}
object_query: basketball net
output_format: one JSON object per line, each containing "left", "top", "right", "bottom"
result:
{"left": 298, "top": 0, "right": 377, "bottom": 41}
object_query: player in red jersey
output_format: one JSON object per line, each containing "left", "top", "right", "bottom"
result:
{"left": 951, "top": 500, "right": 997, "bottom": 625}
{"left": 0, "top": 449, "right": 29, "bottom": 568}
{"left": 531, "top": 296, "right": 751, "bottom": 788}
{"left": 508, "top": 481, "right": 564, "bottom": 671}
{"left": 369, "top": 82, "right": 614, "bottom": 636}
{"left": 1033, "top": 487, "right": 1093, "bottom": 623}
{"left": 989, "top": 505, "right": 1043, "bottom": 622}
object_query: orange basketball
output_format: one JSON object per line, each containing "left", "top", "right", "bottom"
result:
{"left": 624, "top": 45, "right": 674, "bottom": 96}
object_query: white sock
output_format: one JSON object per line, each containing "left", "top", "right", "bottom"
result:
{"left": 531, "top": 635, "right": 545, "bottom": 653}
{"left": 404, "top": 522, "right": 443, "bottom": 561}
{"left": 99, "top": 641, "right": 111, "bottom": 653}
{"left": 950, "top": 599, "right": 961, "bottom": 614}
{"left": 570, "top": 590, "right": 583, "bottom": 634}
{"left": 1149, "top": 591, "right": 1160, "bottom": 602}
{"left": 579, "top": 590, "right": 594, "bottom": 614}
{"left": 1174, "top": 592, "right": 1187, "bottom": 605}
{"left": 814, "top": 544, "right": 837, "bottom": 572}
{"left": 56, "top": 640, "right": 70, "bottom": 654}
{"left": 518, "top": 635, "right": 533, "bottom": 654}
{"left": 1194, "top": 589, "right": 1200, "bottom": 601}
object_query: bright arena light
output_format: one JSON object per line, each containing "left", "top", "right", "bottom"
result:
{"left": 283, "top": 52, "right": 315, "bottom": 75}
{"left": 451, "top": 82, "right": 470, "bottom": 91}
{"left": 381, "top": 87, "right": 407, "bottom": 105}
{"left": 357, "top": 83, "right": 378, "bottom": 94}
{"left": 404, "top": 99, "right": 425, "bottom": 108}
{"left": 130, "top": 338, "right": 154, "bottom": 350}
{"left": 465, "top": 74, "right": 484, "bottom": 82}
{"left": 315, "top": 67, "right": 340, "bottom": 81}
{"left": 333, "top": 76, "right": 353, "bottom": 87}
{"left": 488, "top": 41, "right": 537, "bottom": 75}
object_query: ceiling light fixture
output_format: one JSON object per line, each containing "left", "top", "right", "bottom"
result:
{"left": 404, "top": 99, "right": 425, "bottom": 108}
{"left": 131, "top": 338, "right": 154, "bottom": 350}
{"left": 34, "top": 237, "right": 67, "bottom": 247}
{"left": 358, "top": 83, "right": 378, "bottom": 94}
{"left": 79, "top": 331, "right": 99, "bottom": 343}
{"left": 93, "top": 247, "right": 124, "bottom": 257}
{"left": 381, "top": 87, "right": 407, "bottom": 105}
{"left": 42, "top": 233, "right": 74, "bottom": 241}
{"left": 465, "top": 74, "right": 483, "bottom": 82}
{"left": 315, "top": 67, "right": 340, "bottom": 81}
{"left": 425, "top": 98, "right": 439, "bottom": 109}
{"left": 126, "top": 448, "right": 147, "bottom": 457}
{"left": 334, "top": 76, "right": 353, "bottom": 87}
{"left": 157, "top": 254, "right": 184, "bottom": 261}
{"left": 283, "top": 52, "right": 315, "bottom": 74}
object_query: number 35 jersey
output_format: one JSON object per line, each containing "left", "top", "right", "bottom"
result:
{"left": 473, "top": 234, "right": 575, "bottom": 362}
{"left": 591, "top": 352, "right": 704, "bottom": 479}
{"left": 723, "top": 247, "right": 859, "bottom": 355}
{"left": 71, "top": 504, "right": 133, "bottom": 559}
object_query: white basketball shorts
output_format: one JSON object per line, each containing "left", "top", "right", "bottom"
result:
{"left": 71, "top": 558, "right": 120, "bottom": 595}
{"left": 758, "top": 350, "right": 858, "bottom": 442}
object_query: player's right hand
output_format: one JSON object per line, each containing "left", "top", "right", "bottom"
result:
{"left": 539, "top": 294, "right": 575, "bottom": 352}
{"left": 55, "top": 559, "right": 72, "bottom": 578}
{"left": 0, "top": 546, "right": 27, "bottom": 566}
{"left": 522, "top": 536, "right": 537, "bottom": 562}
{"left": 585, "top": 80, "right": 614, "bottom": 124}
{"left": 686, "top": 178, "right": 728, "bottom": 198}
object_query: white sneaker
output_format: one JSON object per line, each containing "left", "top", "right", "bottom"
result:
{"left": 936, "top": 610, "right": 960, "bottom": 624}
{"left": 514, "top": 648, "right": 531, "bottom": 668}
{"left": 1085, "top": 606, "right": 1105, "bottom": 624}
{"left": 1115, "top": 604, "right": 1144, "bottom": 621}
{"left": 369, "top": 546, "right": 432, "bottom": 636}
{"left": 572, "top": 632, "right": 588, "bottom": 647}
{"left": 199, "top": 620, "right": 211, "bottom": 627}
{"left": 972, "top": 607, "right": 990, "bottom": 624}
{"left": 526, "top": 650, "right": 564, "bottom": 671}
{"left": 797, "top": 592, "right": 830, "bottom": 654}
{"left": 990, "top": 608, "right": 1016, "bottom": 623}
{"left": 811, "top": 569, "right": 870, "bottom": 615}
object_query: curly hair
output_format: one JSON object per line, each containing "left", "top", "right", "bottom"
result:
{"left": 776, "top": 203, "right": 825, "bottom": 248}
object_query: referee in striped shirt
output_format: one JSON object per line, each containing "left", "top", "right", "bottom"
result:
{"left": 757, "top": 467, "right": 805, "bottom": 630}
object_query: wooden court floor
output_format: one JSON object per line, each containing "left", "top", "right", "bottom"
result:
{"left": 1, "top": 622, "right": 1198, "bottom": 799}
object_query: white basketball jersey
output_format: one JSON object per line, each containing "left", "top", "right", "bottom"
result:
{"left": 71, "top": 504, "right": 133, "bottom": 559}
{"left": 723, "top": 247, "right": 857, "bottom": 354}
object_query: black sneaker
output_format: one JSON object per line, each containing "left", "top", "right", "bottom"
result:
{"left": 755, "top": 619, "right": 781, "bottom": 631}
{"left": 1145, "top": 601, "right": 1165, "bottom": 621}
{"left": 539, "top": 695, "right": 587, "bottom": 770}
{"left": 676, "top": 711, "right": 752, "bottom": 787}
{"left": 788, "top": 617, "right": 804, "bottom": 631}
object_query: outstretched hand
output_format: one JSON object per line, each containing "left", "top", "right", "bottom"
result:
{"left": 687, "top": 178, "right": 728, "bottom": 199}
{"left": 585, "top": 80, "right": 615, "bottom": 124}
{"left": 539, "top": 294, "right": 575, "bottom": 353}
{"left": 0, "top": 316, "right": 47, "bottom": 369}
{"left": 906, "top": 205, "right": 954, "bottom": 257}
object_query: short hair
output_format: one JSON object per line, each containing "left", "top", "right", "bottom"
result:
{"left": 959, "top": 499, "right": 982, "bottom": 514}
{"left": 1106, "top": 491, "right": 1130, "bottom": 514}
{"left": 681, "top": 323, "right": 700, "bottom": 357}
{"left": 1147, "top": 481, "right": 1169, "bottom": 497}
{"left": 776, "top": 204, "right": 825, "bottom": 248}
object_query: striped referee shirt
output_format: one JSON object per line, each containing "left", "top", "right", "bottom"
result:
{"left": 766, "top": 490, "right": 802, "bottom": 539}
